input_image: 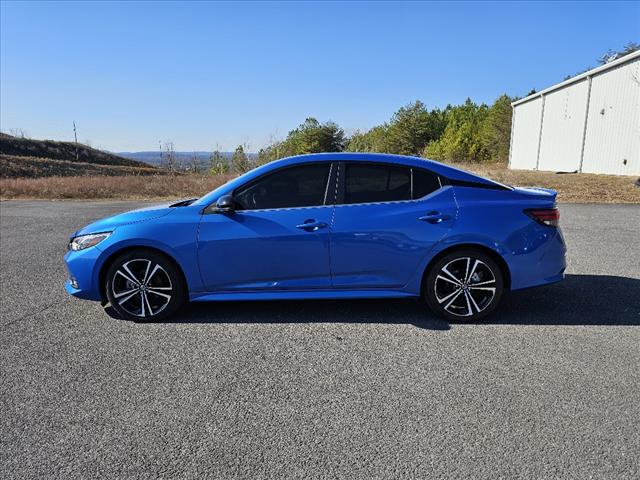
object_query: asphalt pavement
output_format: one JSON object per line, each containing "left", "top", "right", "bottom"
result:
{"left": 1, "top": 200, "right": 639, "bottom": 479}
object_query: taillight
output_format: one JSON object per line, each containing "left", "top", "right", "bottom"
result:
{"left": 525, "top": 208, "right": 560, "bottom": 227}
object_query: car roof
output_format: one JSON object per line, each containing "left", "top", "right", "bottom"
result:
{"left": 267, "top": 152, "right": 501, "bottom": 185}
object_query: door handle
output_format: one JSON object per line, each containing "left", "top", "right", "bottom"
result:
{"left": 296, "top": 220, "right": 328, "bottom": 231}
{"left": 418, "top": 211, "right": 451, "bottom": 224}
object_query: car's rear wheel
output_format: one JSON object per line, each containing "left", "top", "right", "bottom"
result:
{"left": 424, "top": 249, "right": 504, "bottom": 322}
{"left": 105, "top": 250, "right": 186, "bottom": 322}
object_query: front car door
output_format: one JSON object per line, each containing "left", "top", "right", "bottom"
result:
{"left": 330, "top": 161, "right": 456, "bottom": 289}
{"left": 197, "top": 162, "right": 336, "bottom": 292}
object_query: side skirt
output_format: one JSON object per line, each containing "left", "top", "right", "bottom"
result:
{"left": 190, "top": 289, "right": 417, "bottom": 302}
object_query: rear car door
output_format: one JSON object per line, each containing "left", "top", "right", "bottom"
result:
{"left": 329, "top": 162, "right": 456, "bottom": 289}
{"left": 197, "top": 162, "right": 336, "bottom": 291}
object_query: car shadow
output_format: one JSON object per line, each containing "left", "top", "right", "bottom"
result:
{"left": 493, "top": 274, "right": 640, "bottom": 326}
{"left": 106, "top": 274, "right": 639, "bottom": 330}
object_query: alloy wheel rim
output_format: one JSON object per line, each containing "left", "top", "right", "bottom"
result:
{"left": 111, "top": 259, "right": 172, "bottom": 317}
{"left": 434, "top": 257, "right": 496, "bottom": 317}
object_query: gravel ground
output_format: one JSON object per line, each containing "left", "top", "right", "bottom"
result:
{"left": 1, "top": 201, "right": 639, "bottom": 479}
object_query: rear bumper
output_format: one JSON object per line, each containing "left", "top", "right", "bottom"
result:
{"left": 509, "top": 227, "right": 567, "bottom": 291}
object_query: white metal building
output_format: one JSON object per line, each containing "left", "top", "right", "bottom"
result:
{"left": 509, "top": 50, "right": 640, "bottom": 176}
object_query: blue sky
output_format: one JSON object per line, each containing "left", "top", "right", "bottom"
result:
{"left": 1, "top": 1, "right": 638, "bottom": 152}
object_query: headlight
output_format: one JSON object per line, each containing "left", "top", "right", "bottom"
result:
{"left": 69, "top": 232, "right": 111, "bottom": 251}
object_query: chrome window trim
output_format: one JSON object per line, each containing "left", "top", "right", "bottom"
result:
{"left": 331, "top": 186, "right": 448, "bottom": 209}
{"left": 203, "top": 160, "right": 445, "bottom": 214}
{"left": 410, "top": 167, "right": 414, "bottom": 199}
{"left": 322, "top": 163, "right": 334, "bottom": 205}
{"left": 232, "top": 186, "right": 449, "bottom": 213}
{"left": 231, "top": 204, "right": 335, "bottom": 214}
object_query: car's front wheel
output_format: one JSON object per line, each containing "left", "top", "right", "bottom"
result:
{"left": 424, "top": 249, "right": 504, "bottom": 322}
{"left": 105, "top": 250, "right": 186, "bottom": 322}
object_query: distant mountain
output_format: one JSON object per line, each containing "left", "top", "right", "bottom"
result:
{"left": 118, "top": 151, "right": 220, "bottom": 166}
{"left": 119, "top": 151, "right": 257, "bottom": 170}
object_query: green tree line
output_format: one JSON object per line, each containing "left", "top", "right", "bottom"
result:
{"left": 212, "top": 94, "right": 515, "bottom": 175}
{"left": 346, "top": 96, "right": 513, "bottom": 163}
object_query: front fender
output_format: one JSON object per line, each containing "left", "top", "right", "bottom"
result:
{"left": 87, "top": 215, "right": 202, "bottom": 298}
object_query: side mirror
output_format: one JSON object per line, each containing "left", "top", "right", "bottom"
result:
{"left": 215, "top": 194, "right": 235, "bottom": 213}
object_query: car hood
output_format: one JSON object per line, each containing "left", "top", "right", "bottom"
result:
{"left": 73, "top": 202, "right": 176, "bottom": 237}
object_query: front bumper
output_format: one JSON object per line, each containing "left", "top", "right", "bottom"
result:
{"left": 64, "top": 278, "right": 95, "bottom": 300}
{"left": 64, "top": 246, "right": 104, "bottom": 301}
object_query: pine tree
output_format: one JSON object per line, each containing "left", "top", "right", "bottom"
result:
{"left": 209, "top": 149, "right": 229, "bottom": 175}
{"left": 231, "top": 145, "right": 250, "bottom": 174}
{"left": 480, "top": 95, "right": 513, "bottom": 163}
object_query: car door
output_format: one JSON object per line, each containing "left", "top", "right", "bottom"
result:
{"left": 197, "top": 162, "right": 336, "bottom": 292}
{"left": 330, "top": 162, "right": 456, "bottom": 289}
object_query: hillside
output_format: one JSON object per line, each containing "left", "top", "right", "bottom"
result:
{"left": 0, "top": 154, "right": 161, "bottom": 178}
{"left": 0, "top": 134, "right": 162, "bottom": 177}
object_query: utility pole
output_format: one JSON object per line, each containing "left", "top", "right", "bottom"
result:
{"left": 73, "top": 122, "right": 79, "bottom": 160}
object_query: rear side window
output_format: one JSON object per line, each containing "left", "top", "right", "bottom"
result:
{"left": 344, "top": 164, "right": 411, "bottom": 204}
{"left": 234, "top": 163, "right": 331, "bottom": 210}
{"left": 412, "top": 168, "right": 441, "bottom": 199}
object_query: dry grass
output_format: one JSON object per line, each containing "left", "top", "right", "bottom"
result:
{"left": 0, "top": 164, "right": 638, "bottom": 203}
{"left": 459, "top": 163, "right": 640, "bottom": 203}
{"left": 0, "top": 174, "right": 234, "bottom": 200}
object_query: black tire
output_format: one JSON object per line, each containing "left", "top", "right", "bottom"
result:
{"left": 424, "top": 248, "right": 504, "bottom": 322}
{"left": 105, "top": 249, "right": 186, "bottom": 322}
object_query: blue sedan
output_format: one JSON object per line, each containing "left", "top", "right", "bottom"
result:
{"left": 64, "top": 153, "right": 566, "bottom": 322}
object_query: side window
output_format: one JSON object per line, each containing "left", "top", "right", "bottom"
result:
{"left": 234, "top": 163, "right": 331, "bottom": 210}
{"left": 412, "top": 168, "right": 441, "bottom": 199}
{"left": 344, "top": 164, "right": 411, "bottom": 204}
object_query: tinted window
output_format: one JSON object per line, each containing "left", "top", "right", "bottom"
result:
{"left": 234, "top": 163, "right": 331, "bottom": 210}
{"left": 344, "top": 164, "right": 411, "bottom": 204}
{"left": 412, "top": 168, "right": 441, "bottom": 199}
